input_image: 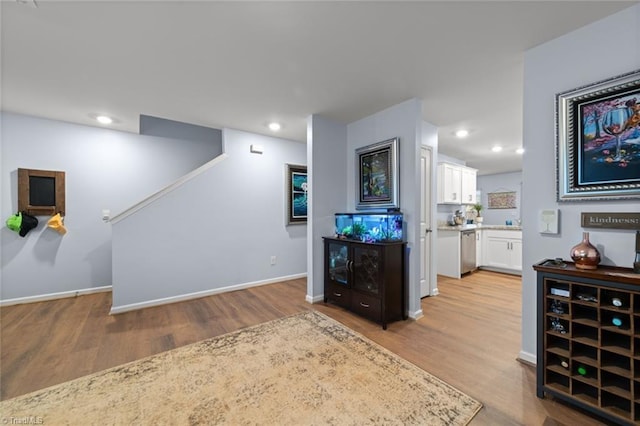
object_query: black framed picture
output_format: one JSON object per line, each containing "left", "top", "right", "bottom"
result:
{"left": 286, "top": 164, "right": 307, "bottom": 224}
{"left": 556, "top": 70, "right": 640, "bottom": 201}
{"left": 356, "top": 138, "right": 399, "bottom": 210}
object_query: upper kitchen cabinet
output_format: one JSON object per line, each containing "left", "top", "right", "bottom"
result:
{"left": 460, "top": 167, "right": 477, "bottom": 204}
{"left": 437, "top": 162, "right": 477, "bottom": 204}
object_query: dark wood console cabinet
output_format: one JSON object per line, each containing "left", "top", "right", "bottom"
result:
{"left": 534, "top": 260, "right": 640, "bottom": 425}
{"left": 323, "top": 237, "right": 406, "bottom": 330}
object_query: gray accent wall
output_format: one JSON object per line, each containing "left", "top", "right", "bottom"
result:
{"left": 111, "top": 128, "right": 307, "bottom": 311}
{"left": 139, "top": 114, "right": 223, "bottom": 159}
{"left": 521, "top": 4, "right": 640, "bottom": 363}
{"left": 0, "top": 112, "right": 221, "bottom": 300}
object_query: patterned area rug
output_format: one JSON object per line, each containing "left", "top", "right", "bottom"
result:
{"left": 1, "top": 311, "right": 482, "bottom": 425}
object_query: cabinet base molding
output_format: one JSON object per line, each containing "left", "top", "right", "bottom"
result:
{"left": 478, "top": 266, "right": 522, "bottom": 276}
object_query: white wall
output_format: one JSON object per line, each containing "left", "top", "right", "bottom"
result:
{"left": 521, "top": 4, "right": 640, "bottom": 363}
{"left": 111, "top": 128, "right": 307, "bottom": 312}
{"left": 306, "top": 115, "right": 348, "bottom": 302}
{"left": 1, "top": 112, "right": 219, "bottom": 301}
{"left": 347, "top": 98, "right": 425, "bottom": 317}
{"left": 477, "top": 171, "right": 522, "bottom": 225}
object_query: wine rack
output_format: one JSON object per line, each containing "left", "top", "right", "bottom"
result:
{"left": 535, "top": 260, "right": 640, "bottom": 425}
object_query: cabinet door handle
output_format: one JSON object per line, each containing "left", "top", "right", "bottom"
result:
{"left": 333, "top": 292, "right": 342, "bottom": 297}
{"left": 452, "top": 193, "right": 457, "bottom": 200}
{"left": 360, "top": 302, "right": 370, "bottom": 308}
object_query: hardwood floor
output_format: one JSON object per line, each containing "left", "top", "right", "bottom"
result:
{"left": 1, "top": 271, "right": 609, "bottom": 425}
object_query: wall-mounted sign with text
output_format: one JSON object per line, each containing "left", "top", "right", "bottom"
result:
{"left": 581, "top": 212, "right": 640, "bottom": 230}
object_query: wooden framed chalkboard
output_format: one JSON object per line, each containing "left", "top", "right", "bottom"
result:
{"left": 18, "top": 168, "right": 65, "bottom": 216}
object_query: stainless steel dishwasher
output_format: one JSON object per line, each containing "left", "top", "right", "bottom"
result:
{"left": 460, "top": 230, "right": 477, "bottom": 274}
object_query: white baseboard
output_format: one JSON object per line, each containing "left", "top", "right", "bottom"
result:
{"left": 408, "top": 309, "right": 424, "bottom": 320}
{"left": 110, "top": 273, "right": 307, "bottom": 315}
{"left": 0, "top": 286, "right": 112, "bottom": 307}
{"left": 518, "top": 350, "right": 537, "bottom": 365}
{"left": 306, "top": 294, "right": 325, "bottom": 304}
{"left": 430, "top": 288, "right": 439, "bottom": 296}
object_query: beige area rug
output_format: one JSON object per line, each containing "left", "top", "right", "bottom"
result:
{"left": 1, "top": 311, "right": 482, "bottom": 425}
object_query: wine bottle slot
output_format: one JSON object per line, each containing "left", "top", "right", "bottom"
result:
{"left": 560, "top": 358, "right": 569, "bottom": 369}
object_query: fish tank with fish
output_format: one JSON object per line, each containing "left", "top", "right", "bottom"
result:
{"left": 335, "top": 212, "right": 403, "bottom": 242}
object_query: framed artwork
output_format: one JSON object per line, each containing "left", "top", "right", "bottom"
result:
{"left": 18, "top": 168, "right": 66, "bottom": 216}
{"left": 539, "top": 209, "right": 559, "bottom": 234}
{"left": 556, "top": 70, "right": 640, "bottom": 201}
{"left": 356, "top": 138, "right": 399, "bottom": 210}
{"left": 286, "top": 164, "right": 307, "bottom": 224}
{"left": 487, "top": 191, "right": 517, "bottom": 209}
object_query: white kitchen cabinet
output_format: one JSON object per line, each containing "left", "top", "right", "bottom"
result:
{"left": 461, "top": 167, "right": 477, "bottom": 204}
{"left": 510, "top": 238, "right": 522, "bottom": 270}
{"left": 437, "top": 163, "right": 462, "bottom": 204}
{"left": 475, "top": 230, "right": 483, "bottom": 266}
{"left": 482, "top": 229, "right": 522, "bottom": 273}
{"left": 437, "top": 162, "right": 477, "bottom": 204}
{"left": 436, "top": 229, "right": 461, "bottom": 278}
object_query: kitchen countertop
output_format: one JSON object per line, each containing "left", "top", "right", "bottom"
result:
{"left": 437, "top": 224, "right": 522, "bottom": 232}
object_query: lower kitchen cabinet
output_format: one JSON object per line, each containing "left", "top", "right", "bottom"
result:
{"left": 483, "top": 229, "right": 522, "bottom": 272}
{"left": 323, "top": 237, "right": 406, "bottom": 330}
{"left": 476, "top": 230, "right": 483, "bottom": 267}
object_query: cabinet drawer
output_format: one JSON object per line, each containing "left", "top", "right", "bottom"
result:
{"left": 325, "top": 282, "right": 351, "bottom": 309}
{"left": 351, "top": 291, "right": 381, "bottom": 322}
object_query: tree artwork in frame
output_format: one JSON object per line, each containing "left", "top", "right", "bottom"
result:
{"left": 556, "top": 70, "right": 640, "bottom": 201}
{"left": 356, "top": 138, "right": 399, "bottom": 210}
{"left": 286, "top": 164, "right": 307, "bottom": 224}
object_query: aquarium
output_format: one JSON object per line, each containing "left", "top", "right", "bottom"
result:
{"left": 335, "top": 212, "right": 403, "bottom": 242}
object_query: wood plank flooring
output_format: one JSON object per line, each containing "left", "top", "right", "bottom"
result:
{"left": 1, "top": 271, "right": 610, "bottom": 425}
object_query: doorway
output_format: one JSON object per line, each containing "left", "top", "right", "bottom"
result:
{"left": 420, "top": 146, "right": 436, "bottom": 298}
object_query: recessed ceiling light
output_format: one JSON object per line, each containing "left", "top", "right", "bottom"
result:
{"left": 268, "top": 122, "right": 281, "bottom": 132}
{"left": 455, "top": 129, "right": 469, "bottom": 138}
{"left": 96, "top": 115, "right": 113, "bottom": 125}
{"left": 491, "top": 146, "right": 503, "bottom": 153}
{"left": 516, "top": 148, "right": 525, "bottom": 154}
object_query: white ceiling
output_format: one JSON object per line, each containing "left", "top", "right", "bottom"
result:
{"left": 1, "top": 1, "right": 637, "bottom": 175}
